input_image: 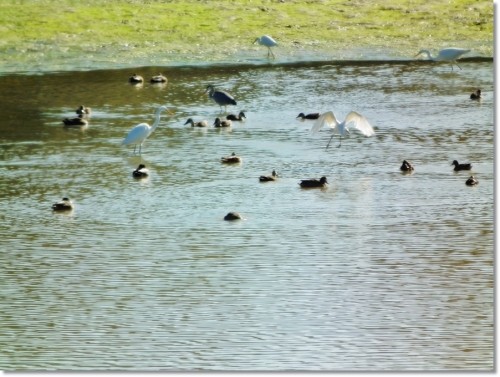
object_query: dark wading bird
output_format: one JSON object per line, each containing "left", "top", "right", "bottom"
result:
{"left": 254, "top": 35, "right": 278, "bottom": 59}
{"left": 452, "top": 160, "right": 472, "bottom": 171}
{"left": 415, "top": 47, "right": 470, "bottom": 71}
{"left": 122, "top": 105, "right": 169, "bottom": 155}
{"left": 299, "top": 176, "right": 328, "bottom": 188}
{"left": 205, "top": 85, "right": 237, "bottom": 113}
{"left": 297, "top": 112, "right": 320, "bottom": 120}
{"left": 311, "top": 111, "right": 375, "bottom": 148}
{"left": 52, "top": 197, "right": 74, "bottom": 211}
{"left": 470, "top": 89, "right": 481, "bottom": 100}
{"left": 132, "top": 164, "right": 149, "bottom": 178}
{"left": 226, "top": 111, "right": 246, "bottom": 121}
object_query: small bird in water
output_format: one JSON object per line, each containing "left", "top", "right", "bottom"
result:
{"left": 150, "top": 73, "right": 167, "bottom": 83}
{"left": 52, "top": 197, "right": 74, "bottom": 211}
{"left": 297, "top": 112, "right": 320, "bottom": 120}
{"left": 205, "top": 84, "right": 237, "bottom": 113}
{"left": 184, "top": 118, "right": 208, "bottom": 127}
{"left": 224, "top": 212, "right": 243, "bottom": 221}
{"left": 221, "top": 152, "right": 242, "bottom": 164}
{"left": 452, "top": 160, "right": 472, "bottom": 171}
{"left": 259, "top": 170, "right": 278, "bottom": 182}
{"left": 400, "top": 160, "right": 415, "bottom": 172}
{"left": 63, "top": 116, "right": 88, "bottom": 127}
{"left": 470, "top": 89, "right": 481, "bottom": 100}
{"left": 75, "top": 105, "right": 91, "bottom": 117}
{"left": 226, "top": 111, "right": 246, "bottom": 121}
{"left": 254, "top": 35, "right": 278, "bottom": 59}
{"left": 132, "top": 164, "right": 149, "bottom": 178}
{"left": 299, "top": 176, "right": 328, "bottom": 188}
{"left": 129, "top": 73, "right": 144, "bottom": 84}
{"left": 465, "top": 176, "right": 479, "bottom": 186}
{"left": 214, "top": 117, "right": 232, "bottom": 128}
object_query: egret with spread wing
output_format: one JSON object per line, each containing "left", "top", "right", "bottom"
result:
{"left": 311, "top": 111, "right": 375, "bottom": 148}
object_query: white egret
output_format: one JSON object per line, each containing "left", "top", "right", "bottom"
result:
{"left": 415, "top": 48, "right": 470, "bottom": 70}
{"left": 299, "top": 176, "right": 328, "bottom": 188}
{"left": 132, "top": 164, "right": 149, "bottom": 178}
{"left": 122, "top": 105, "right": 168, "bottom": 155}
{"left": 254, "top": 35, "right": 278, "bottom": 59}
{"left": 205, "top": 84, "right": 237, "bottom": 113}
{"left": 452, "top": 160, "right": 472, "bottom": 171}
{"left": 311, "top": 111, "right": 375, "bottom": 148}
{"left": 52, "top": 197, "right": 74, "bottom": 211}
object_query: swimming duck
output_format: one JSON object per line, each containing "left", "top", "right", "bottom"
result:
{"left": 150, "top": 74, "right": 167, "bottom": 83}
{"left": 470, "top": 89, "right": 481, "bottom": 100}
{"left": 259, "top": 170, "right": 278, "bottom": 182}
{"left": 224, "top": 212, "right": 242, "bottom": 221}
{"left": 76, "top": 105, "right": 91, "bottom": 116}
{"left": 226, "top": 111, "right": 246, "bottom": 121}
{"left": 221, "top": 152, "right": 242, "bottom": 164}
{"left": 465, "top": 176, "right": 479, "bottom": 186}
{"left": 52, "top": 197, "right": 74, "bottom": 211}
{"left": 296, "top": 112, "right": 320, "bottom": 120}
{"left": 129, "top": 73, "right": 144, "bottom": 84}
{"left": 63, "top": 116, "right": 88, "bottom": 126}
{"left": 400, "top": 160, "right": 415, "bottom": 172}
{"left": 299, "top": 176, "right": 328, "bottom": 188}
{"left": 184, "top": 118, "right": 208, "bottom": 127}
{"left": 132, "top": 164, "right": 149, "bottom": 178}
{"left": 452, "top": 160, "right": 472, "bottom": 171}
{"left": 214, "top": 117, "right": 232, "bottom": 128}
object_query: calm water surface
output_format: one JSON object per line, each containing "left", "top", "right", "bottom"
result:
{"left": 0, "top": 60, "right": 494, "bottom": 371}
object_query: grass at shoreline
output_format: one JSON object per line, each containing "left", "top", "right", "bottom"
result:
{"left": 0, "top": 0, "right": 493, "bottom": 72}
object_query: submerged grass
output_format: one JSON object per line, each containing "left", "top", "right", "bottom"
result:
{"left": 0, "top": 0, "right": 493, "bottom": 72}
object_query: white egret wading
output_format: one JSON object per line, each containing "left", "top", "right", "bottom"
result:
{"left": 122, "top": 105, "right": 169, "bottom": 155}
{"left": 254, "top": 35, "right": 278, "bottom": 59}
{"left": 415, "top": 48, "right": 470, "bottom": 70}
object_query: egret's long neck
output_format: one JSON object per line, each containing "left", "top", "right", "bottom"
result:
{"left": 421, "top": 50, "right": 433, "bottom": 59}
{"left": 150, "top": 109, "right": 164, "bottom": 134}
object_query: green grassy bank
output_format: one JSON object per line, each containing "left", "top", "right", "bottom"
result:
{"left": 0, "top": 0, "right": 493, "bottom": 72}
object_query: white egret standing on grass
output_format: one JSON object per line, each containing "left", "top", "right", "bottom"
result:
{"left": 122, "top": 105, "right": 169, "bottom": 155}
{"left": 254, "top": 35, "right": 278, "bottom": 59}
{"left": 415, "top": 48, "right": 470, "bottom": 70}
{"left": 311, "top": 111, "right": 375, "bottom": 148}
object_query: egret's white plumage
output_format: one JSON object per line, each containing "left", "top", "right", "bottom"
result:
{"left": 122, "top": 105, "right": 168, "bottom": 155}
{"left": 254, "top": 35, "right": 278, "bottom": 59}
{"left": 311, "top": 111, "right": 375, "bottom": 148}
{"left": 415, "top": 48, "right": 470, "bottom": 70}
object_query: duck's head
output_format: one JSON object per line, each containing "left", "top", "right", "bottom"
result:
{"left": 320, "top": 176, "right": 328, "bottom": 184}
{"left": 451, "top": 160, "right": 459, "bottom": 166}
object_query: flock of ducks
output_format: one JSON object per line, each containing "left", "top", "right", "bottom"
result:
{"left": 54, "top": 49, "right": 482, "bottom": 214}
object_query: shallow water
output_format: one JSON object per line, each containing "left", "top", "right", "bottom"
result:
{"left": 0, "top": 60, "right": 494, "bottom": 371}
